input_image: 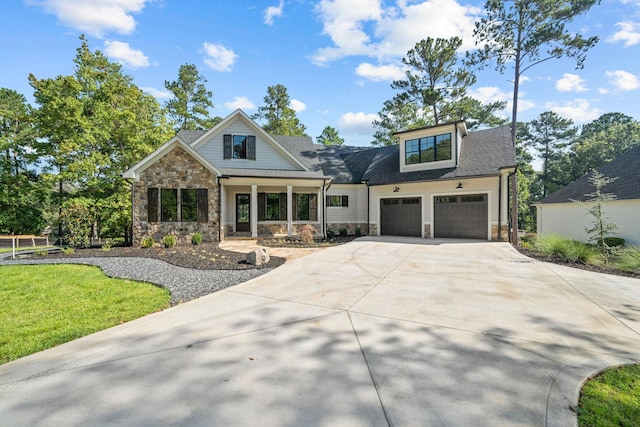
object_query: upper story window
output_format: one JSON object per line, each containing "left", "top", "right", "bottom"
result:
{"left": 405, "top": 133, "right": 452, "bottom": 165}
{"left": 223, "top": 134, "right": 256, "bottom": 160}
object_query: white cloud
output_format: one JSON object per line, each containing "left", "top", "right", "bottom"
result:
{"left": 605, "top": 70, "right": 640, "bottom": 91}
{"left": 27, "top": 0, "right": 148, "bottom": 38}
{"left": 608, "top": 21, "right": 640, "bottom": 47}
{"left": 224, "top": 96, "right": 255, "bottom": 110}
{"left": 203, "top": 42, "right": 238, "bottom": 72}
{"left": 338, "top": 112, "right": 378, "bottom": 134}
{"left": 104, "top": 40, "right": 149, "bottom": 68}
{"left": 355, "top": 62, "right": 404, "bottom": 82}
{"left": 311, "top": 0, "right": 481, "bottom": 65}
{"left": 468, "top": 86, "right": 510, "bottom": 104}
{"left": 555, "top": 73, "right": 587, "bottom": 92}
{"left": 142, "top": 87, "right": 171, "bottom": 99}
{"left": 546, "top": 99, "right": 603, "bottom": 123}
{"left": 264, "top": 0, "right": 284, "bottom": 25}
{"left": 290, "top": 99, "right": 307, "bottom": 112}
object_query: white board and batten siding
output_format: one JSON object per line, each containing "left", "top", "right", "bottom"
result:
{"left": 537, "top": 199, "right": 640, "bottom": 246}
{"left": 195, "top": 120, "right": 302, "bottom": 171}
{"left": 326, "top": 185, "right": 368, "bottom": 224}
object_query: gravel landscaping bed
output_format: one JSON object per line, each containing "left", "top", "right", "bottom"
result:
{"left": 0, "top": 256, "right": 274, "bottom": 305}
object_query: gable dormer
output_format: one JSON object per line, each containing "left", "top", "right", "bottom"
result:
{"left": 396, "top": 121, "right": 468, "bottom": 173}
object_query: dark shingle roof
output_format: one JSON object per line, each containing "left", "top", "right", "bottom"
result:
{"left": 316, "top": 145, "right": 376, "bottom": 183}
{"left": 176, "top": 129, "right": 206, "bottom": 144}
{"left": 538, "top": 145, "right": 640, "bottom": 204}
{"left": 347, "top": 125, "right": 515, "bottom": 185}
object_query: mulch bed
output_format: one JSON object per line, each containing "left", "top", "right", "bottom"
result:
{"left": 515, "top": 246, "right": 640, "bottom": 279}
{"left": 21, "top": 243, "right": 285, "bottom": 271}
{"left": 257, "top": 235, "right": 359, "bottom": 248}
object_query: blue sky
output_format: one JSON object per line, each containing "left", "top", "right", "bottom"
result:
{"left": 2, "top": 0, "right": 639, "bottom": 148}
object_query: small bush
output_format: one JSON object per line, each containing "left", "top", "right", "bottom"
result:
{"left": 354, "top": 227, "right": 362, "bottom": 237}
{"left": 339, "top": 228, "right": 348, "bottom": 237}
{"left": 520, "top": 233, "right": 537, "bottom": 245}
{"left": 61, "top": 247, "right": 75, "bottom": 254}
{"left": 162, "top": 234, "right": 177, "bottom": 248}
{"left": 300, "top": 225, "right": 315, "bottom": 244}
{"left": 614, "top": 247, "right": 640, "bottom": 274}
{"left": 191, "top": 232, "right": 203, "bottom": 245}
{"left": 535, "top": 235, "right": 598, "bottom": 264}
{"left": 602, "top": 237, "right": 625, "bottom": 248}
{"left": 141, "top": 236, "right": 154, "bottom": 248}
{"left": 101, "top": 239, "right": 112, "bottom": 251}
{"left": 34, "top": 249, "right": 48, "bottom": 256}
{"left": 326, "top": 229, "right": 335, "bottom": 239}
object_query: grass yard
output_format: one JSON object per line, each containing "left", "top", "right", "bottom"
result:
{"left": 0, "top": 246, "right": 53, "bottom": 254}
{"left": 0, "top": 264, "right": 170, "bottom": 364}
{"left": 578, "top": 365, "right": 640, "bottom": 426}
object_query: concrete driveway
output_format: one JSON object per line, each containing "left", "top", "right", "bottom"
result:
{"left": 1, "top": 237, "right": 639, "bottom": 426}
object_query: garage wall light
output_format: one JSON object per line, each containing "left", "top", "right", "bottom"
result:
{"left": 393, "top": 186, "right": 400, "bottom": 192}
{"left": 456, "top": 182, "right": 463, "bottom": 189}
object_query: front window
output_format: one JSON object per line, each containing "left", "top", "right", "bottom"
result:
{"left": 181, "top": 189, "right": 197, "bottom": 222}
{"left": 161, "top": 189, "right": 178, "bottom": 222}
{"left": 296, "top": 194, "right": 310, "bottom": 220}
{"left": 405, "top": 133, "right": 452, "bottom": 164}
{"left": 266, "top": 193, "right": 281, "bottom": 220}
{"left": 233, "top": 135, "right": 247, "bottom": 159}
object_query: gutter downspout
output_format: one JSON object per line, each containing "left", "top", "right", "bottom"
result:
{"left": 497, "top": 175, "right": 502, "bottom": 241}
{"left": 323, "top": 179, "right": 332, "bottom": 239}
{"left": 507, "top": 168, "right": 518, "bottom": 244}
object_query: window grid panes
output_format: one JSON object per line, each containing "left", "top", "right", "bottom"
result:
{"left": 233, "top": 135, "right": 247, "bottom": 159}
{"left": 161, "top": 189, "right": 178, "bottom": 222}
{"left": 181, "top": 189, "right": 197, "bottom": 222}
{"left": 266, "top": 193, "right": 281, "bottom": 220}
{"left": 405, "top": 133, "right": 452, "bottom": 165}
{"left": 296, "top": 194, "right": 310, "bottom": 220}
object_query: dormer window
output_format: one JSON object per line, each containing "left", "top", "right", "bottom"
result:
{"left": 405, "top": 133, "right": 452, "bottom": 165}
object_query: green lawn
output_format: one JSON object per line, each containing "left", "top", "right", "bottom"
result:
{"left": 0, "top": 264, "right": 170, "bottom": 364}
{"left": 578, "top": 365, "right": 640, "bottom": 426}
{"left": 0, "top": 246, "right": 53, "bottom": 254}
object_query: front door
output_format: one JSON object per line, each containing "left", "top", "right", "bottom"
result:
{"left": 236, "top": 194, "right": 250, "bottom": 232}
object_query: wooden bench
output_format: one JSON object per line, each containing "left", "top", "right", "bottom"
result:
{"left": 0, "top": 235, "right": 50, "bottom": 249}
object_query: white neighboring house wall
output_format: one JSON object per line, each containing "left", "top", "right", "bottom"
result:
{"left": 536, "top": 199, "right": 640, "bottom": 246}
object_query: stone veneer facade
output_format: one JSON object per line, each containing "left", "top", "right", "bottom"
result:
{"left": 132, "top": 146, "right": 219, "bottom": 245}
{"left": 326, "top": 223, "right": 369, "bottom": 236}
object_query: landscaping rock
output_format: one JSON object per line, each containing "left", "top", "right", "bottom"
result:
{"left": 246, "top": 248, "right": 270, "bottom": 266}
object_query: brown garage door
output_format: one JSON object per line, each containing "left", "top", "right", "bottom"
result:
{"left": 380, "top": 197, "right": 422, "bottom": 237}
{"left": 434, "top": 194, "right": 488, "bottom": 239}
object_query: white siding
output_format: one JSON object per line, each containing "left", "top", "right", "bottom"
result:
{"left": 326, "top": 185, "right": 368, "bottom": 223}
{"left": 196, "top": 120, "right": 302, "bottom": 171}
{"left": 537, "top": 199, "right": 640, "bottom": 246}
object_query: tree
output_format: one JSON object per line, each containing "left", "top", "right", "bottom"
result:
{"left": 373, "top": 37, "right": 505, "bottom": 145}
{"left": 29, "top": 35, "right": 172, "bottom": 242}
{"left": 252, "top": 84, "right": 307, "bottom": 136}
{"left": 579, "top": 170, "right": 619, "bottom": 260}
{"left": 570, "top": 114, "right": 640, "bottom": 180}
{"left": 468, "top": 0, "right": 600, "bottom": 244}
{"left": 164, "top": 63, "right": 219, "bottom": 131}
{"left": 0, "top": 88, "right": 50, "bottom": 234}
{"left": 316, "top": 126, "right": 344, "bottom": 146}
{"left": 521, "top": 111, "right": 576, "bottom": 197}
{"left": 468, "top": 0, "right": 600, "bottom": 143}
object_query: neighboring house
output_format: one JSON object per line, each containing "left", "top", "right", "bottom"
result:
{"left": 535, "top": 145, "right": 640, "bottom": 246}
{"left": 123, "top": 109, "right": 516, "bottom": 244}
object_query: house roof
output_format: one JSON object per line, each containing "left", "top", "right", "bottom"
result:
{"left": 537, "top": 144, "right": 640, "bottom": 204}
{"left": 340, "top": 125, "right": 516, "bottom": 185}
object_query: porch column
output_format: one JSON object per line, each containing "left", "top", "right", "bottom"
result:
{"left": 219, "top": 182, "right": 225, "bottom": 240}
{"left": 251, "top": 184, "right": 258, "bottom": 238}
{"left": 317, "top": 187, "right": 323, "bottom": 238}
{"left": 287, "top": 185, "right": 293, "bottom": 237}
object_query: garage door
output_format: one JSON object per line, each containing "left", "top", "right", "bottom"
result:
{"left": 434, "top": 194, "right": 488, "bottom": 239}
{"left": 380, "top": 197, "right": 422, "bottom": 237}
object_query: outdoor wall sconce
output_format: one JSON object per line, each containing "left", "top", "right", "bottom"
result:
{"left": 456, "top": 182, "right": 463, "bottom": 189}
{"left": 393, "top": 186, "right": 400, "bottom": 192}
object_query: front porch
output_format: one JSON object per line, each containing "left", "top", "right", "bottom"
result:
{"left": 220, "top": 177, "right": 326, "bottom": 240}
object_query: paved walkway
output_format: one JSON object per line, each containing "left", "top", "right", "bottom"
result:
{"left": 1, "top": 237, "right": 639, "bottom": 426}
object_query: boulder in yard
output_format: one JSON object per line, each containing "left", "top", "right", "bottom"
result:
{"left": 246, "top": 248, "right": 270, "bottom": 266}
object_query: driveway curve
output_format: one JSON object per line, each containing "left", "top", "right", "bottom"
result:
{"left": 1, "top": 237, "right": 639, "bottom": 426}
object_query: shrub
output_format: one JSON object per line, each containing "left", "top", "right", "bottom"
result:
{"left": 326, "top": 229, "right": 335, "bottom": 239}
{"left": 101, "top": 239, "right": 112, "bottom": 251}
{"left": 34, "top": 249, "right": 48, "bottom": 256}
{"left": 520, "top": 233, "right": 537, "bottom": 245}
{"left": 614, "top": 247, "right": 640, "bottom": 274}
{"left": 191, "top": 232, "right": 203, "bottom": 245}
{"left": 59, "top": 199, "right": 92, "bottom": 248}
{"left": 602, "top": 237, "right": 625, "bottom": 248}
{"left": 162, "top": 234, "right": 177, "bottom": 248}
{"left": 141, "top": 236, "right": 154, "bottom": 248}
{"left": 354, "top": 227, "right": 362, "bottom": 236}
{"left": 61, "top": 247, "right": 75, "bottom": 254}
{"left": 339, "top": 228, "right": 348, "bottom": 237}
{"left": 300, "top": 225, "right": 315, "bottom": 244}
{"left": 534, "top": 235, "right": 598, "bottom": 264}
